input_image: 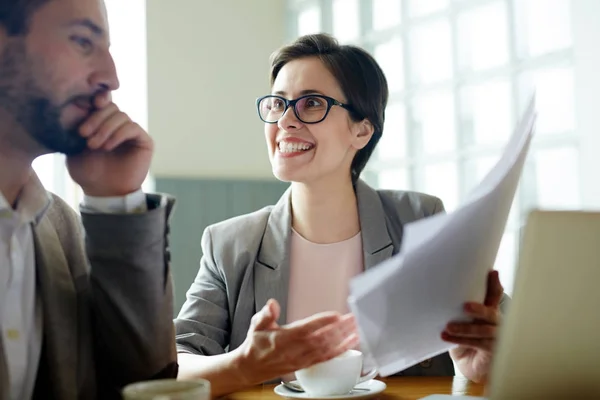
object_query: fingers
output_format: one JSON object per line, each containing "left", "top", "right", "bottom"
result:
{"left": 441, "top": 331, "right": 494, "bottom": 353}
{"left": 303, "top": 314, "right": 357, "bottom": 349}
{"left": 94, "top": 91, "right": 112, "bottom": 109}
{"left": 446, "top": 270, "right": 502, "bottom": 342}
{"left": 268, "top": 299, "right": 281, "bottom": 322}
{"left": 102, "top": 123, "right": 144, "bottom": 151}
{"left": 251, "top": 300, "right": 281, "bottom": 331}
{"left": 445, "top": 321, "right": 497, "bottom": 339}
{"left": 284, "top": 315, "right": 359, "bottom": 369}
{"left": 285, "top": 311, "right": 345, "bottom": 336}
{"left": 280, "top": 313, "right": 356, "bottom": 353}
{"left": 308, "top": 314, "right": 356, "bottom": 346}
{"left": 300, "top": 331, "right": 360, "bottom": 366}
{"left": 88, "top": 112, "right": 131, "bottom": 149}
{"left": 243, "top": 311, "right": 360, "bottom": 382}
{"left": 90, "top": 120, "right": 149, "bottom": 151}
{"left": 80, "top": 103, "right": 119, "bottom": 137}
{"left": 443, "top": 295, "right": 500, "bottom": 354}
{"left": 484, "top": 270, "right": 504, "bottom": 308}
{"left": 78, "top": 101, "right": 153, "bottom": 152}
{"left": 463, "top": 302, "right": 500, "bottom": 325}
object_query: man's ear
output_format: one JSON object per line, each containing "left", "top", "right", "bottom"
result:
{"left": 352, "top": 119, "right": 375, "bottom": 150}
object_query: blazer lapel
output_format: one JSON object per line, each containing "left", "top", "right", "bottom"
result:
{"left": 253, "top": 181, "right": 395, "bottom": 322}
{"left": 355, "top": 180, "right": 394, "bottom": 270}
{"left": 33, "top": 217, "right": 78, "bottom": 399}
{"left": 254, "top": 186, "right": 292, "bottom": 325}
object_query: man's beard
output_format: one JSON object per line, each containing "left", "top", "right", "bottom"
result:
{"left": 0, "top": 40, "right": 89, "bottom": 156}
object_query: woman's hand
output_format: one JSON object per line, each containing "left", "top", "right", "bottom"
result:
{"left": 442, "top": 270, "right": 504, "bottom": 383}
{"left": 233, "top": 299, "right": 359, "bottom": 386}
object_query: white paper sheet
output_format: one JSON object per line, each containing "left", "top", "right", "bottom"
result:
{"left": 348, "top": 96, "right": 537, "bottom": 377}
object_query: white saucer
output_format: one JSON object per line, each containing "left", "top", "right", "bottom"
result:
{"left": 274, "top": 380, "right": 386, "bottom": 400}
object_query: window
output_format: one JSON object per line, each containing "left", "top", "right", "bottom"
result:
{"left": 297, "top": 4, "right": 322, "bottom": 36}
{"left": 457, "top": 2, "right": 509, "bottom": 72}
{"left": 409, "top": 19, "right": 453, "bottom": 85}
{"left": 287, "top": 0, "right": 587, "bottom": 296}
{"left": 372, "top": 0, "right": 402, "bottom": 31}
{"left": 32, "top": 0, "right": 152, "bottom": 209}
{"left": 374, "top": 39, "right": 405, "bottom": 93}
{"left": 332, "top": 0, "right": 360, "bottom": 41}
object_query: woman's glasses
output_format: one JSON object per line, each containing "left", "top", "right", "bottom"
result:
{"left": 256, "top": 94, "right": 355, "bottom": 124}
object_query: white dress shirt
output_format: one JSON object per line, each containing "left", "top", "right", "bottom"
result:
{"left": 0, "top": 174, "right": 146, "bottom": 400}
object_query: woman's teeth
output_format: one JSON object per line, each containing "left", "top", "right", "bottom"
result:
{"left": 278, "top": 141, "right": 313, "bottom": 153}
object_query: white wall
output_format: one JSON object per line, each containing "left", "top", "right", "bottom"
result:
{"left": 573, "top": 0, "right": 600, "bottom": 210}
{"left": 147, "top": 0, "right": 286, "bottom": 179}
{"left": 107, "top": 0, "right": 148, "bottom": 131}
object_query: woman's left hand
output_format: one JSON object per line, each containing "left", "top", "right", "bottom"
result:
{"left": 442, "top": 270, "right": 504, "bottom": 383}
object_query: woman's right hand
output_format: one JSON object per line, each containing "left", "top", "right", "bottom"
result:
{"left": 232, "top": 299, "right": 359, "bottom": 385}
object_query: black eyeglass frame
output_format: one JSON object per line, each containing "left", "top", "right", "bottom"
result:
{"left": 256, "top": 94, "right": 357, "bottom": 124}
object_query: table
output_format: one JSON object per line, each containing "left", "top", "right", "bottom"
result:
{"left": 225, "top": 377, "right": 486, "bottom": 400}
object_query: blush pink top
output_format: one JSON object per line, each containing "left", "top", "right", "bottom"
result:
{"left": 286, "top": 229, "right": 364, "bottom": 323}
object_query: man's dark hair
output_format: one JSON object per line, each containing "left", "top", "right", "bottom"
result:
{"left": 0, "top": 0, "right": 52, "bottom": 36}
{"left": 270, "top": 33, "right": 389, "bottom": 183}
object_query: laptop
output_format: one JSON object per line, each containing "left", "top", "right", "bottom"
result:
{"left": 421, "top": 210, "right": 600, "bottom": 400}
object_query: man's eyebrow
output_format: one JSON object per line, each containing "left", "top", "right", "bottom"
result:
{"left": 66, "top": 18, "right": 104, "bottom": 37}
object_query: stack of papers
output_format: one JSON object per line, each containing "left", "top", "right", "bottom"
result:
{"left": 348, "top": 96, "right": 537, "bottom": 376}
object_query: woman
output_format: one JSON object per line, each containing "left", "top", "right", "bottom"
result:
{"left": 175, "top": 33, "right": 507, "bottom": 396}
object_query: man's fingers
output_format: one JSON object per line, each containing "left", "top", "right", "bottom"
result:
{"left": 88, "top": 113, "right": 131, "bottom": 149}
{"left": 94, "top": 91, "right": 112, "bottom": 109}
{"left": 102, "top": 124, "right": 142, "bottom": 151}
{"left": 80, "top": 103, "right": 120, "bottom": 137}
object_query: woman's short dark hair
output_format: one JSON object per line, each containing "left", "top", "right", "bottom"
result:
{"left": 270, "top": 33, "right": 389, "bottom": 183}
{"left": 0, "top": 0, "right": 51, "bottom": 36}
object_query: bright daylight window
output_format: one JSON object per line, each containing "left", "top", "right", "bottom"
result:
{"left": 32, "top": 0, "right": 151, "bottom": 209}
{"left": 287, "top": 0, "right": 578, "bottom": 295}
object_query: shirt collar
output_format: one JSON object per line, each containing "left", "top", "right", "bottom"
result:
{"left": 0, "top": 170, "right": 53, "bottom": 226}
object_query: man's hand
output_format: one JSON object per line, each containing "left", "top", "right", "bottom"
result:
{"left": 233, "top": 299, "right": 359, "bottom": 386}
{"left": 67, "top": 92, "right": 153, "bottom": 197}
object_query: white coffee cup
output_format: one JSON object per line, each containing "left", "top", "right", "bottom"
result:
{"left": 122, "top": 379, "right": 210, "bottom": 400}
{"left": 295, "top": 350, "right": 377, "bottom": 396}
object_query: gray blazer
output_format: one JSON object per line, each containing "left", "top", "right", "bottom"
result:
{"left": 176, "top": 180, "right": 463, "bottom": 376}
{"left": 0, "top": 193, "right": 178, "bottom": 400}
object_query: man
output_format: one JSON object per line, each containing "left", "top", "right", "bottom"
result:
{"left": 0, "top": 0, "right": 177, "bottom": 398}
